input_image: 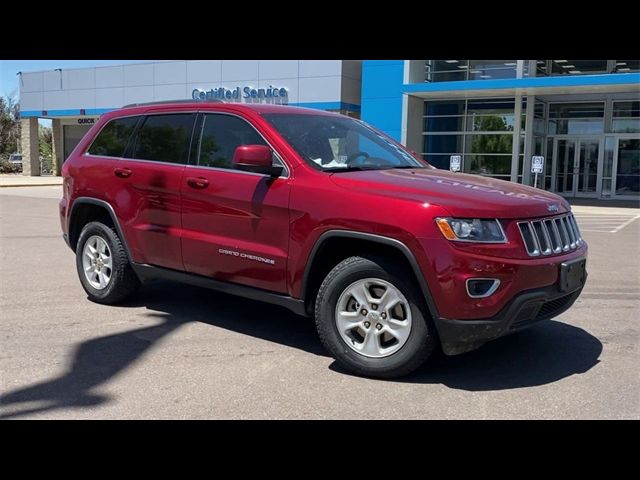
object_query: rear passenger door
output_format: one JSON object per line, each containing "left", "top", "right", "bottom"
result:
{"left": 180, "top": 112, "right": 291, "bottom": 293}
{"left": 116, "top": 112, "right": 196, "bottom": 271}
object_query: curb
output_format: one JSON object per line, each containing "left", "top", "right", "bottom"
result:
{"left": 0, "top": 183, "right": 62, "bottom": 188}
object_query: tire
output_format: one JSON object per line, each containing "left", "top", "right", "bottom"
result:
{"left": 315, "top": 255, "right": 436, "bottom": 379}
{"left": 75, "top": 221, "right": 140, "bottom": 304}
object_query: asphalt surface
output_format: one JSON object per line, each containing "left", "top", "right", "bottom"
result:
{"left": 1, "top": 186, "right": 638, "bottom": 419}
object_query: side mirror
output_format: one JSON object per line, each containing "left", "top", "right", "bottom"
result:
{"left": 232, "top": 145, "right": 283, "bottom": 177}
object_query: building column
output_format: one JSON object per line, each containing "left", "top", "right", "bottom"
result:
{"left": 401, "top": 94, "right": 424, "bottom": 154}
{"left": 20, "top": 117, "right": 40, "bottom": 176}
{"left": 510, "top": 95, "right": 523, "bottom": 182}
{"left": 404, "top": 60, "right": 426, "bottom": 83}
{"left": 522, "top": 95, "right": 536, "bottom": 185}
{"left": 52, "top": 119, "right": 63, "bottom": 176}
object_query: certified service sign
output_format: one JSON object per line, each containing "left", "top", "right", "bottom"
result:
{"left": 192, "top": 86, "right": 288, "bottom": 104}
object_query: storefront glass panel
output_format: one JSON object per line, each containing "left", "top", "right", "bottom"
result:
{"left": 612, "top": 101, "right": 640, "bottom": 133}
{"left": 424, "top": 61, "right": 517, "bottom": 82}
{"left": 422, "top": 98, "right": 518, "bottom": 178}
{"left": 615, "top": 138, "right": 640, "bottom": 195}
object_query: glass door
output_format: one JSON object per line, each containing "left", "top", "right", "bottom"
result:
{"left": 553, "top": 138, "right": 576, "bottom": 195}
{"left": 575, "top": 138, "right": 601, "bottom": 197}
{"left": 613, "top": 138, "right": 640, "bottom": 197}
{"left": 552, "top": 137, "right": 602, "bottom": 197}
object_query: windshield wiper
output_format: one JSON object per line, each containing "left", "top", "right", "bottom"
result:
{"left": 325, "top": 165, "right": 424, "bottom": 173}
{"left": 323, "top": 166, "right": 368, "bottom": 172}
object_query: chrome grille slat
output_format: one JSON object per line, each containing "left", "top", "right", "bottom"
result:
{"left": 523, "top": 223, "right": 540, "bottom": 256}
{"left": 539, "top": 221, "right": 553, "bottom": 255}
{"left": 531, "top": 221, "right": 550, "bottom": 255}
{"left": 563, "top": 216, "right": 577, "bottom": 248}
{"left": 568, "top": 215, "right": 582, "bottom": 246}
{"left": 517, "top": 213, "right": 582, "bottom": 257}
{"left": 546, "top": 219, "right": 562, "bottom": 254}
{"left": 555, "top": 217, "right": 570, "bottom": 251}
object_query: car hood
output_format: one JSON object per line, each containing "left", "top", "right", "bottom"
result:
{"left": 329, "top": 168, "right": 571, "bottom": 219}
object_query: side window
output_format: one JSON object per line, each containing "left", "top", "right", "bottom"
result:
{"left": 87, "top": 116, "right": 139, "bottom": 157}
{"left": 131, "top": 114, "right": 195, "bottom": 164}
{"left": 198, "top": 114, "right": 267, "bottom": 169}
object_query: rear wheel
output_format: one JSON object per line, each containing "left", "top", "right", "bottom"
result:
{"left": 75, "top": 221, "right": 140, "bottom": 304}
{"left": 315, "top": 256, "right": 436, "bottom": 378}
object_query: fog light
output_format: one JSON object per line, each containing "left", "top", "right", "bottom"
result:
{"left": 466, "top": 278, "right": 501, "bottom": 298}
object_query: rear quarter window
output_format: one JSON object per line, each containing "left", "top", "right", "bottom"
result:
{"left": 87, "top": 116, "right": 140, "bottom": 157}
{"left": 131, "top": 113, "right": 195, "bottom": 164}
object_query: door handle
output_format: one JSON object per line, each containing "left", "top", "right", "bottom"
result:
{"left": 186, "top": 176, "right": 209, "bottom": 189}
{"left": 114, "top": 167, "right": 132, "bottom": 178}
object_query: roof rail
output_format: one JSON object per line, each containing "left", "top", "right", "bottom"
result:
{"left": 122, "top": 99, "right": 225, "bottom": 108}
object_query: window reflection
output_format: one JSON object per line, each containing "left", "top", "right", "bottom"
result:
{"left": 613, "top": 60, "right": 640, "bottom": 73}
{"left": 422, "top": 98, "right": 518, "bottom": 178}
{"left": 548, "top": 102, "right": 605, "bottom": 135}
{"left": 424, "top": 60, "right": 517, "bottom": 82}
{"left": 616, "top": 139, "right": 640, "bottom": 195}
{"left": 612, "top": 101, "right": 640, "bottom": 133}
{"left": 549, "top": 60, "right": 608, "bottom": 75}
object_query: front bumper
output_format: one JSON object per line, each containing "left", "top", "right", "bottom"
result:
{"left": 415, "top": 236, "right": 588, "bottom": 320}
{"left": 434, "top": 278, "right": 586, "bottom": 355}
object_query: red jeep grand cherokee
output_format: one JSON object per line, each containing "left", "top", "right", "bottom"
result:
{"left": 59, "top": 100, "right": 588, "bottom": 378}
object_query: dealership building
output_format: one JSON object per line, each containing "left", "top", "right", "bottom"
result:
{"left": 18, "top": 59, "right": 640, "bottom": 200}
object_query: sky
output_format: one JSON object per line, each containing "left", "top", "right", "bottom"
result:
{"left": 0, "top": 60, "right": 146, "bottom": 99}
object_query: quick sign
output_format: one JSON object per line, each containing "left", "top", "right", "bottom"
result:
{"left": 531, "top": 156, "right": 544, "bottom": 174}
{"left": 77, "top": 118, "right": 99, "bottom": 125}
{"left": 450, "top": 155, "right": 461, "bottom": 172}
{"left": 192, "top": 86, "right": 288, "bottom": 103}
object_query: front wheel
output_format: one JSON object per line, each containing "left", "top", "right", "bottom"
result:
{"left": 315, "top": 256, "right": 436, "bottom": 378}
{"left": 75, "top": 221, "right": 140, "bottom": 304}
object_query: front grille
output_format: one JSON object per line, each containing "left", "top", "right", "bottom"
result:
{"left": 518, "top": 213, "right": 582, "bottom": 257}
{"left": 509, "top": 291, "right": 579, "bottom": 331}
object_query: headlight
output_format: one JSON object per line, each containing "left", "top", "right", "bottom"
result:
{"left": 435, "top": 218, "right": 507, "bottom": 243}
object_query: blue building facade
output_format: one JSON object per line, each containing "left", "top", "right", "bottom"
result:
{"left": 362, "top": 60, "right": 640, "bottom": 200}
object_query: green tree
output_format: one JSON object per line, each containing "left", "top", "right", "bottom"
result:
{"left": 0, "top": 96, "right": 21, "bottom": 158}
{"left": 38, "top": 124, "right": 54, "bottom": 174}
{"left": 39, "top": 124, "right": 53, "bottom": 159}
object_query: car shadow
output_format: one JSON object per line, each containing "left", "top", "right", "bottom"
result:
{"left": 1, "top": 282, "right": 603, "bottom": 418}
{"left": 330, "top": 319, "right": 603, "bottom": 390}
{"left": 0, "top": 313, "right": 185, "bottom": 419}
{"left": 0, "top": 281, "right": 323, "bottom": 419}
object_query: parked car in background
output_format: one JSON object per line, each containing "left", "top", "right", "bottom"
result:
{"left": 8, "top": 153, "right": 23, "bottom": 172}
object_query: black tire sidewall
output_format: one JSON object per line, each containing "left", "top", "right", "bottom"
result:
{"left": 316, "top": 257, "right": 434, "bottom": 377}
{"left": 75, "top": 222, "right": 127, "bottom": 302}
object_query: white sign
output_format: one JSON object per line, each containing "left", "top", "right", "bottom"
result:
{"left": 77, "top": 117, "right": 99, "bottom": 125}
{"left": 531, "top": 156, "right": 545, "bottom": 174}
{"left": 450, "top": 155, "right": 461, "bottom": 172}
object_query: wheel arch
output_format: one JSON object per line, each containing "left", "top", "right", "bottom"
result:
{"left": 301, "top": 230, "right": 439, "bottom": 320}
{"left": 68, "top": 198, "right": 132, "bottom": 261}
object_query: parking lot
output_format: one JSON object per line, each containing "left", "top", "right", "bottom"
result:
{"left": 1, "top": 186, "right": 638, "bottom": 419}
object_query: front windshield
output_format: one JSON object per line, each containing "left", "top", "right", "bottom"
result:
{"left": 262, "top": 113, "right": 430, "bottom": 172}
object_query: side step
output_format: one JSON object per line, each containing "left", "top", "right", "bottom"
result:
{"left": 131, "top": 263, "right": 307, "bottom": 317}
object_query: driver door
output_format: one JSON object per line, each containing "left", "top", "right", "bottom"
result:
{"left": 180, "top": 113, "right": 292, "bottom": 294}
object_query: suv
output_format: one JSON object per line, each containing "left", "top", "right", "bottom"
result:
{"left": 8, "top": 153, "right": 23, "bottom": 172}
{"left": 59, "top": 101, "right": 588, "bottom": 378}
